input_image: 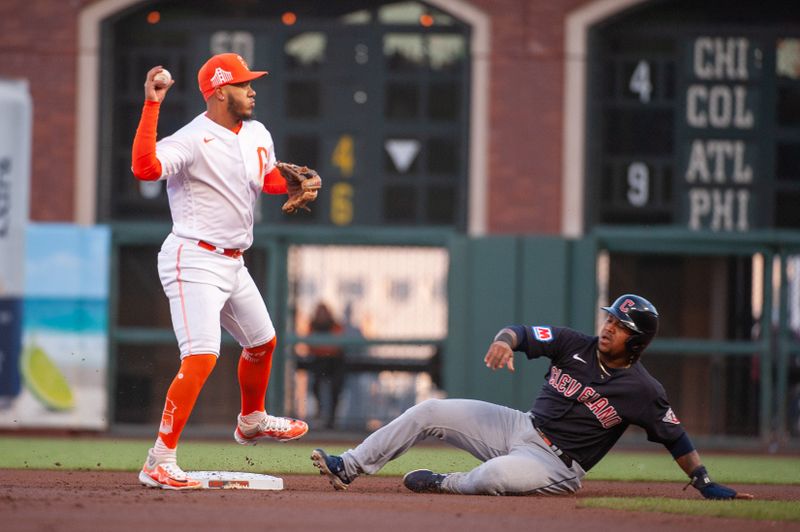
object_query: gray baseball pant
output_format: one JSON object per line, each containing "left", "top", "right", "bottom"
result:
{"left": 340, "top": 398, "right": 585, "bottom": 495}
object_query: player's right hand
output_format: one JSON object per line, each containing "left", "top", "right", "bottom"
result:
{"left": 144, "top": 66, "right": 174, "bottom": 103}
{"left": 484, "top": 341, "right": 515, "bottom": 372}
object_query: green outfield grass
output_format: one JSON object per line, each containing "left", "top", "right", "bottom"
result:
{"left": 590, "top": 451, "right": 800, "bottom": 484}
{"left": 0, "top": 437, "right": 483, "bottom": 475}
{"left": 0, "top": 436, "right": 797, "bottom": 485}
{"left": 580, "top": 497, "right": 800, "bottom": 522}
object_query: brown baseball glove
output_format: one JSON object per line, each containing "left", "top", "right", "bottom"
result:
{"left": 277, "top": 161, "right": 322, "bottom": 214}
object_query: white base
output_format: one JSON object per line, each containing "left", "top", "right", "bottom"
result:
{"left": 187, "top": 471, "right": 284, "bottom": 490}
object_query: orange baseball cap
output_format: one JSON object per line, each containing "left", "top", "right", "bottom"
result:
{"left": 197, "top": 53, "right": 268, "bottom": 100}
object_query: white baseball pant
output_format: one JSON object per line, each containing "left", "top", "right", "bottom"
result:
{"left": 158, "top": 233, "right": 275, "bottom": 358}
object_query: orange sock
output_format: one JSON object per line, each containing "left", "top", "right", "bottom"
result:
{"left": 157, "top": 354, "right": 217, "bottom": 449}
{"left": 238, "top": 337, "right": 276, "bottom": 415}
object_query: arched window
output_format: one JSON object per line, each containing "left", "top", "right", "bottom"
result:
{"left": 587, "top": 0, "right": 800, "bottom": 231}
{"left": 99, "top": 0, "right": 471, "bottom": 229}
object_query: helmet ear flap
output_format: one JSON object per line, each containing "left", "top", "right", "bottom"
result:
{"left": 625, "top": 334, "right": 646, "bottom": 364}
{"left": 626, "top": 334, "right": 645, "bottom": 354}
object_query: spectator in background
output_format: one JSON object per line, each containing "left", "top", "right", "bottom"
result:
{"left": 308, "top": 302, "right": 346, "bottom": 429}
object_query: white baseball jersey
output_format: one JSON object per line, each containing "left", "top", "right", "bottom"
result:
{"left": 155, "top": 113, "right": 277, "bottom": 250}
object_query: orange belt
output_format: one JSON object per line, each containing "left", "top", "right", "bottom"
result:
{"left": 531, "top": 416, "right": 574, "bottom": 468}
{"left": 197, "top": 240, "right": 243, "bottom": 259}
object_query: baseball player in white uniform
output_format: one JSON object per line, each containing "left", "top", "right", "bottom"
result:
{"left": 132, "top": 53, "right": 309, "bottom": 490}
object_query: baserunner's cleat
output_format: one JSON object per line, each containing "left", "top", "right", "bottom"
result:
{"left": 311, "top": 448, "right": 352, "bottom": 491}
{"left": 403, "top": 469, "right": 447, "bottom": 494}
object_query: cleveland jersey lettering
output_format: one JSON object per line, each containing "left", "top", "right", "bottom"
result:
{"left": 520, "top": 326, "right": 685, "bottom": 470}
{"left": 548, "top": 366, "right": 622, "bottom": 428}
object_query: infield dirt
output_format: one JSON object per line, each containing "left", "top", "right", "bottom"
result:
{"left": 1, "top": 470, "right": 798, "bottom": 532}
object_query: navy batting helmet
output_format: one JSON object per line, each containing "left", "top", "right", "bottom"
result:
{"left": 602, "top": 294, "right": 659, "bottom": 357}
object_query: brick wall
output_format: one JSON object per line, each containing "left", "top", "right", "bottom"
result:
{"left": 0, "top": 0, "right": 95, "bottom": 221}
{"left": 468, "top": 0, "right": 592, "bottom": 233}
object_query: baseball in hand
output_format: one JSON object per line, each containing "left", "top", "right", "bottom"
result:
{"left": 153, "top": 69, "right": 172, "bottom": 88}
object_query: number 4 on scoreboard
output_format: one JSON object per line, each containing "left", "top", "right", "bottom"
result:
{"left": 332, "top": 135, "right": 355, "bottom": 178}
{"left": 629, "top": 60, "right": 652, "bottom": 103}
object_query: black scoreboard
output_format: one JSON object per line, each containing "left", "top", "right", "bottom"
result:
{"left": 99, "top": 1, "right": 470, "bottom": 229}
{"left": 678, "top": 36, "right": 761, "bottom": 231}
{"left": 588, "top": 2, "right": 800, "bottom": 232}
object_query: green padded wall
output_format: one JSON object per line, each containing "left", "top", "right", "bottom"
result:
{"left": 445, "top": 236, "right": 581, "bottom": 408}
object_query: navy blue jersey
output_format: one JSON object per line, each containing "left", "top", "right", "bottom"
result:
{"left": 519, "top": 325, "right": 686, "bottom": 471}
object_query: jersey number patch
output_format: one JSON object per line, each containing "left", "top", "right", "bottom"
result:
{"left": 533, "top": 326, "right": 553, "bottom": 342}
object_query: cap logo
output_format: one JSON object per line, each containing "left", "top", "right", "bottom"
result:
{"left": 619, "top": 298, "right": 635, "bottom": 314}
{"left": 210, "top": 67, "right": 233, "bottom": 87}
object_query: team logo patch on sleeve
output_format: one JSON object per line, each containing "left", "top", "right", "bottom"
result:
{"left": 532, "top": 326, "right": 553, "bottom": 342}
{"left": 662, "top": 407, "right": 681, "bottom": 425}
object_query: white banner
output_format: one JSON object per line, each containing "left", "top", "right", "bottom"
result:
{"left": 0, "top": 79, "right": 31, "bottom": 295}
{"left": 0, "top": 79, "right": 31, "bottom": 408}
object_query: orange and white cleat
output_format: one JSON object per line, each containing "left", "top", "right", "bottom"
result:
{"left": 234, "top": 413, "right": 309, "bottom": 444}
{"left": 139, "top": 449, "right": 201, "bottom": 490}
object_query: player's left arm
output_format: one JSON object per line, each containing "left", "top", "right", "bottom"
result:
{"left": 261, "top": 136, "right": 288, "bottom": 195}
{"left": 673, "top": 447, "right": 754, "bottom": 500}
{"left": 262, "top": 166, "right": 288, "bottom": 194}
{"left": 640, "top": 390, "right": 754, "bottom": 500}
